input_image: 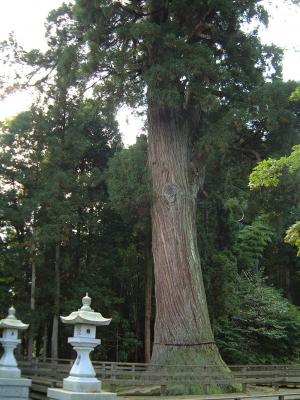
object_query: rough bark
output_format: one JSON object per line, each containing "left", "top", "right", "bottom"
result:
{"left": 148, "top": 104, "right": 226, "bottom": 370}
{"left": 51, "top": 242, "right": 60, "bottom": 360}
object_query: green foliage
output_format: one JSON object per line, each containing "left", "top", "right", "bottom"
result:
{"left": 215, "top": 273, "right": 300, "bottom": 364}
{"left": 249, "top": 145, "right": 300, "bottom": 189}
{"left": 197, "top": 78, "right": 300, "bottom": 363}
{"left": 106, "top": 134, "right": 153, "bottom": 361}
{"left": 234, "top": 274, "right": 288, "bottom": 340}
{"left": 249, "top": 145, "right": 300, "bottom": 256}
{"left": 249, "top": 157, "right": 288, "bottom": 188}
{"left": 235, "top": 217, "right": 274, "bottom": 271}
{"left": 204, "top": 251, "right": 237, "bottom": 319}
{"left": 8, "top": 0, "right": 281, "bottom": 113}
{"left": 289, "top": 85, "right": 300, "bottom": 102}
{"left": 0, "top": 0, "right": 300, "bottom": 367}
{"left": 0, "top": 95, "right": 135, "bottom": 359}
{"left": 107, "top": 135, "right": 151, "bottom": 220}
{"left": 285, "top": 222, "right": 300, "bottom": 257}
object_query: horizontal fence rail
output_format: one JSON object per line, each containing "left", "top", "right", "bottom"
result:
{"left": 18, "top": 359, "right": 300, "bottom": 399}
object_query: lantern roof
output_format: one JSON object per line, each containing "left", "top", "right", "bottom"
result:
{"left": 60, "top": 293, "right": 111, "bottom": 326}
{"left": 0, "top": 306, "right": 29, "bottom": 330}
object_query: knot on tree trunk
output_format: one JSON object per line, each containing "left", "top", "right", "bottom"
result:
{"left": 163, "top": 183, "right": 178, "bottom": 203}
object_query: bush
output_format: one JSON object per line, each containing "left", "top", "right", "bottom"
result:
{"left": 214, "top": 272, "right": 300, "bottom": 364}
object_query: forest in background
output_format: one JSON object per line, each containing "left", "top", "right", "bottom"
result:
{"left": 0, "top": 0, "right": 299, "bottom": 366}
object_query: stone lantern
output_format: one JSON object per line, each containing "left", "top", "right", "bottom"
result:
{"left": 48, "top": 293, "right": 116, "bottom": 400}
{"left": 0, "top": 306, "right": 31, "bottom": 399}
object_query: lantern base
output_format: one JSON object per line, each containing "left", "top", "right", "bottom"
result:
{"left": 0, "top": 377, "right": 31, "bottom": 399}
{"left": 48, "top": 387, "right": 117, "bottom": 400}
{"left": 63, "top": 376, "right": 101, "bottom": 392}
{"left": 0, "top": 365, "right": 21, "bottom": 379}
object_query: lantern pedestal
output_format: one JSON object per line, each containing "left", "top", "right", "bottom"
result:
{"left": 0, "top": 377, "right": 31, "bottom": 400}
{"left": 63, "top": 337, "right": 102, "bottom": 393}
{"left": 0, "top": 337, "right": 21, "bottom": 378}
{"left": 47, "top": 388, "right": 117, "bottom": 400}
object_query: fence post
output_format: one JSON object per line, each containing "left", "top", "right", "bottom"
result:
{"left": 160, "top": 384, "right": 167, "bottom": 396}
{"left": 110, "top": 363, "right": 117, "bottom": 392}
{"left": 242, "top": 367, "right": 247, "bottom": 392}
{"left": 273, "top": 365, "right": 279, "bottom": 391}
{"left": 34, "top": 357, "right": 38, "bottom": 377}
{"left": 203, "top": 383, "right": 209, "bottom": 394}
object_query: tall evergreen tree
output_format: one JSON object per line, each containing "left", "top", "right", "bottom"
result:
{"left": 1, "top": 0, "right": 299, "bottom": 372}
{"left": 0, "top": 94, "right": 121, "bottom": 359}
{"left": 47, "top": 0, "right": 286, "bottom": 367}
{"left": 107, "top": 135, "right": 153, "bottom": 362}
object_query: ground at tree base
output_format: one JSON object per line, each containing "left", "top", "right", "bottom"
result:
{"left": 148, "top": 344, "right": 232, "bottom": 394}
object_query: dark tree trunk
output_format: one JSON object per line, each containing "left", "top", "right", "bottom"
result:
{"left": 144, "top": 243, "right": 153, "bottom": 363}
{"left": 285, "top": 264, "right": 293, "bottom": 302}
{"left": 27, "top": 256, "right": 36, "bottom": 360}
{"left": 43, "top": 323, "right": 48, "bottom": 362}
{"left": 148, "top": 104, "right": 225, "bottom": 368}
{"left": 51, "top": 242, "right": 60, "bottom": 360}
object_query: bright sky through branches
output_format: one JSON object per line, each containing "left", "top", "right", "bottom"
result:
{"left": 0, "top": 0, "right": 300, "bottom": 146}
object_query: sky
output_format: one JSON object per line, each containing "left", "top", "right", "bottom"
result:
{"left": 0, "top": 0, "right": 300, "bottom": 146}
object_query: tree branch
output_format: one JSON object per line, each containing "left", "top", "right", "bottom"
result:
{"left": 116, "top": 2, "right": 166, "bottom": 19}
{"left": 229, "top": 145, "right": 261, "bottom": 162}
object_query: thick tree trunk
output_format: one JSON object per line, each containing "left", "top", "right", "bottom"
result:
{"left": 148, "top": 104, "right": 226, "bottom": 368}
{"left": 51, "top": 243, "right": 60, "bottom": 360}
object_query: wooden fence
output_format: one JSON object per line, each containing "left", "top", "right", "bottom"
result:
{"left": 17, "top": 359, "right": 300, "bottom": 399}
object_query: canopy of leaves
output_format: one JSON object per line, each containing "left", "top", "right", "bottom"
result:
{"left": 249, "top": 145, "right": 300, "bottom": 189}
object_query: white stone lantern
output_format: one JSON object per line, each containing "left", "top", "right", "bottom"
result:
{"left": 48, "top": 293, "right": 116, "bottom": 400}
{"left": 0, "top": 306, "right": 29, "bottom": 379}
{"left": 0, "top": 306, "right": 31, "bottom": 399}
